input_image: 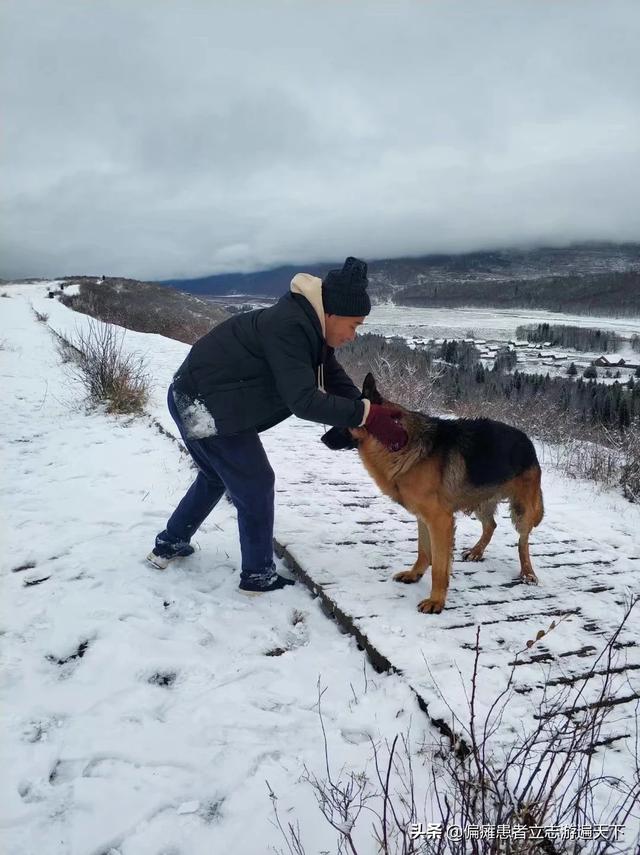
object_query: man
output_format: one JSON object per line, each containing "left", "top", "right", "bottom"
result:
{"left": 147, "top": 256, "right": 407, "bottom": 593}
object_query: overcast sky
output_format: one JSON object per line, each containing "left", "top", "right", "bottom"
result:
{"left": 2, "top": 0, "right": 640, "bottom": 280}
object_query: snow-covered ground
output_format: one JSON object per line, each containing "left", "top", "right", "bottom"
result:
{"left": 366, "top": 304, "right": 640, "bottom": 384}
{"left": 366, "top": 304, "right": 640, "bottom": 343}
{"left": 2, "top": 283, "right": 639, "bottom": 853}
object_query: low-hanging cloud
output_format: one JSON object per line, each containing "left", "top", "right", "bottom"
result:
{"left": 2, "top": 0, "right": 639, "bottom": 280}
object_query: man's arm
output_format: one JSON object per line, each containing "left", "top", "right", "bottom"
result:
{"left": 262, "top": 325, "right": 367, "bottom": 428}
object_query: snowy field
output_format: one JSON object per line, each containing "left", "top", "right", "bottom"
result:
{"left": 366, "top": 304, "right": 640, "bottom": 344}
{"left": 366, "top": 304, "right": 640, "bottom": 384}
{"left": 2, "top": 283, "right": 639, "bottom": 854}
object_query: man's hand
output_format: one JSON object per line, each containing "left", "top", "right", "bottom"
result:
{"left": 364, "top": 403, "right": 408, "bottom": 452}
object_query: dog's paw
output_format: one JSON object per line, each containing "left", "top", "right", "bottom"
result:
{"left": 519, "top": 570, "right": 539, "bottom": 585}
{"left": 417, "top": 597, "right": 445, "bottom": 614}
{"left": 393, "top": 570, "right": 423, "bottom": 584}
{"left": 461, "top": 547, "right": 485, "bottom": 562}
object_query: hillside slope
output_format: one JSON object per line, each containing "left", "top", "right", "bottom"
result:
{"left": 57, "top": 275, "right": 229, "bottom": 343}
{"left": 2, "top": 282, "right": 639, "bottom": 853}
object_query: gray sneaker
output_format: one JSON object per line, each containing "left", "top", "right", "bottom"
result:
{"left": 146, "top": 542, "right": 195, "bottom": 570}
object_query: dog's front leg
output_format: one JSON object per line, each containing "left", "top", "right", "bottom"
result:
{"left": 417, "top": 510, "right": 454, "bottom": 614}
{"left": 393, "top": 518, "right": 431, "bottom": 583}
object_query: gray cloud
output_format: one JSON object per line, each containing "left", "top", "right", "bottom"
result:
{"left": 2, "top": 0, "right": 639, "bottom": 279}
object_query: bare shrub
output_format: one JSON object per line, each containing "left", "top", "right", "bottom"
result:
{"left": 53, "top": 321, "right": 149, "bottom": 414}
{"left": 271, "top": 601, "right": 640, "bottom": 854}
{"left": 547, "top": 436, "right": 620, "bottom": 488}
{"left": 371, "top": 352, "right": 445, "bottom": 412}
{"left": 534, "top": 419, "right": 640, "bottom": 500}
{"left": 620, "top": 419, "right": 640, "bottom": 502}
{"left": 51, "top": 328, "right": 83, "bottom": 365}
{"left": 30, "top": 305, "right": 49, "bottom": 323}
{"left": 339, "top": 335, "right": 444, "bottom": 413}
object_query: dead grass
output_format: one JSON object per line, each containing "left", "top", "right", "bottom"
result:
{"left": 270, "top": 601, "right": 640, "bottom": 854}
{"left": 51, "top": 320, "right": 149, "bottom": 414}
{"left": 30, "top": 305, "right": 49, "bottom": 323}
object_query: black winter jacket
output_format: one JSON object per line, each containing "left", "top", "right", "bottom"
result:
{"left": 172, "top": 290, "right": 365, "bottom": 436}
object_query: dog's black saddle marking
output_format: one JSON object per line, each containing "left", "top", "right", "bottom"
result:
{"left": 427, "top": 417, "right": 539, "bottom": 487}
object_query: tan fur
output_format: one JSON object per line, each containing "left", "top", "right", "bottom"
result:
{"left": 350, "top": 414, "right": 544, "bottom": 614}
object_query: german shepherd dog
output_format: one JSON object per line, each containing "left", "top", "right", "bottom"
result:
{"left": 322, "top": 374, "right": 544, "bottom": 614}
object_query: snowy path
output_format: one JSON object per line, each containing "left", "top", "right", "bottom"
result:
{"left": 1, "top": 287, "right": 424, "bottom": 855}
{"left": 2, "top": 283, "right": 639, "bottom": 853}
{"left": 266, "top": 421, "right": 640, "bottom": 757}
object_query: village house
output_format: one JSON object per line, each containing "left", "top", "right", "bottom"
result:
{"left": 594, "top": 354, "right": 626, "bottom": 367}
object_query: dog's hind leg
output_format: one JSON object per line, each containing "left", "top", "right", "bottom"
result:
{"left": 510, "top": 468, "right": 543, "bottom": 585}
{"left": 393, "top": 519, "right": 431, "bottom": 584}
{"left": 462, "top": 500, "right": 497, "bottom": 561}
{"left": 517, "top": 532, "right": 538, "bottom": 584}
{"left": 417, "top": 510, "right": 454, "bottom": 614}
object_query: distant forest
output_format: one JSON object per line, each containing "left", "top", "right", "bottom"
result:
{"left": 514, "top": 323, "right": 622, "bottom": 352}
{"left": 396, "top": 271, "right": 640, "bottom": 316}
{"left": 340, "top": 334, "right": 640, "bottom": 433}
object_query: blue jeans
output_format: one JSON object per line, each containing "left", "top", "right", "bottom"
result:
{"left": 157, "top": 385, "right": 276, "bottom": 584}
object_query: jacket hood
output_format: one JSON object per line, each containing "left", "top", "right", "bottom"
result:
{"left": 290, "top": 273, "right": 325, "bottom": 338}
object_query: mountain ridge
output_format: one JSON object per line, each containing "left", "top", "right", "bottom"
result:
{"left": 160, "top": 242, "right": 640, "bottom": 315}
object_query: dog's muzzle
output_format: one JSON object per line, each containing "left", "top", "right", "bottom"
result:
{"left": 321, "top": 426, "right": 359, "bottom": 451}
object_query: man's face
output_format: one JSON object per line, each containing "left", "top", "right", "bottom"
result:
{"left": 324, "top": 314, "right": 366, "bottom": 348}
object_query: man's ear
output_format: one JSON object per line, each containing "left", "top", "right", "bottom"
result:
{"left": 361, "top": 372, "right": 383, "bottom": 404}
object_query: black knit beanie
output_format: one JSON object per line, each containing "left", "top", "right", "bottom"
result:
{"left": 322, "top": 256, "right": 371, "bottom": 317}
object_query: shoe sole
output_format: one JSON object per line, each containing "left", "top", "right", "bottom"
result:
{"left": 145, "top": 551, "right": 193, "bottom": 570}
{"left": 238, "top": 582, "right": 295, "bottom": 595}
{"left": 146, "top": 552, "right": 173, "bottom": 570}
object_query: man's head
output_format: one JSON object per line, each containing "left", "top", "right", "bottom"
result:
{"left": 324, "top": 313, "right": 366, "bottom": 348}
{"left": 322, "top": 256, "right": 371, "bottom": 348}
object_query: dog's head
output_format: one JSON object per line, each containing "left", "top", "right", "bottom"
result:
{"left": 320, "top": 372, "right": 384, "bottom": 451}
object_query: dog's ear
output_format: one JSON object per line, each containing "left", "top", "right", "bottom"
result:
{"left": 321, "top": 426, "right": 358, "bottom": 451}
{"left": 361, "top": 372, "right": 383, "bottom": 404}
